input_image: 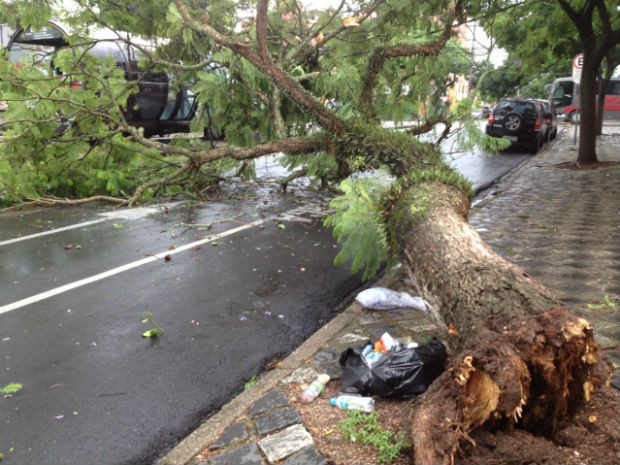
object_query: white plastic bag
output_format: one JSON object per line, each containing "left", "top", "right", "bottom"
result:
{"left": 355, "top": 287, "right": 426, "bottom": 311}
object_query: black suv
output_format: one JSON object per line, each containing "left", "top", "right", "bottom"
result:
{"left": 486, "top": 98, "right": 548, "bottom": 154}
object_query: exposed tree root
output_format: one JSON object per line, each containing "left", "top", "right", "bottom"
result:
{"left": 410, "top": 308, "right": 610, "bottom": 465}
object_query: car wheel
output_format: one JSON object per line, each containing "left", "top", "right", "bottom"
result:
{"left": 530, "top": 139, "right": 540, "bottom": 155}
{"left": 503, "top": 113, "right": 522, "bottom": 132}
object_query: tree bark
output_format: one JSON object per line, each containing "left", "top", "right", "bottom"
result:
{"left": 392, "top": 183, "right": 610, "bottom": 464}
{"left": 578, "top": 54, "right": 599, "bottom": 163}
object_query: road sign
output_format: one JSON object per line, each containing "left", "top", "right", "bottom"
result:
{"left": 572, "top": 53, "right": 583, "bottom": 82}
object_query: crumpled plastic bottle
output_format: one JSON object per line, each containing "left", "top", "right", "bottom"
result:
{"left": 300, "top": 374, "right": 330, "bottom": 403}
{"left": 330, "top": 394, "right": 375, "bottom": 413}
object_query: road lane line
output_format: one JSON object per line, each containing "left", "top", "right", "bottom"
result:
{"left": 0, "top": 207, "right": 162, "bottom": 247}
{"left": 0, "top": 218, "right": 108, "bottom": 247}
{"left": 0, "top": 218, "right": 267, "bottom": 315}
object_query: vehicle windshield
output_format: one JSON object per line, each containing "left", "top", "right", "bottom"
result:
{"left": 8, "top": 43, "right": 56, "bottom": 74}
{"left": 551, "top": 81, "right": 574, "bottom": 108}
{"left": 495, "top": 100, "right": 537, "bottom": 115}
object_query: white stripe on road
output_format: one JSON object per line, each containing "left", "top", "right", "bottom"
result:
{"left": 0, "top": 218, "right": 108, "bottom": 247}
{"left": 0, "top": 218, "right": 267, "bottom": 315}
{"left": 0, "top": 206, "right": 162, "bottom": 247}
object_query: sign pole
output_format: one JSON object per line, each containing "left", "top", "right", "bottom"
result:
{"left": 572, "top": 53, "right": 583, "bottom": 146}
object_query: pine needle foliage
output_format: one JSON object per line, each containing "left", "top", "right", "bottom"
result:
{"left": 324, "top": 173, "right": 392, "bottom": 281}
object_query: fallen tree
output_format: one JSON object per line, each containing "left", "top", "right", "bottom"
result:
{"left": 397, "top": 183, "right": 609, "bottom": 463}
{"left": 1, "top": 1, "right": 613, "bottom": 463}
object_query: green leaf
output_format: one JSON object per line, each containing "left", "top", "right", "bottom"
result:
{"left": 166, "top": 3, "right": 184, "bottom": 23}
{"left": 324, "top": 177, "right": 391, "bottom": 281}
{"left": 1, "top": 383, "right": 24, "bottom": 395}
{"left": 142, "top": 328, "right": 162, "bottom": 338}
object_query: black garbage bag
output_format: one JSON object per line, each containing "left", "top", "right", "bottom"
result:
{"left": 339, "top": 337, "right": 447, "bottom": 399}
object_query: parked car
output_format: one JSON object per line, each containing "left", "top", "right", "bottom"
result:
{"left": 486, "top": 97, "right": 548, "bottom": 154}
{"left": 5, "top": 21, "right": 209, "bottom": 138}
{"left": 535, "top": 99, "right": 558, "bottom": 142}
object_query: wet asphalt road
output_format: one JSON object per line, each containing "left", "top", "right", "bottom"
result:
{"left": 0, "top": 140, "right": 532, "bottom": 465}
{"left": 0, "top": 197, "right": 363, "bottom": 465}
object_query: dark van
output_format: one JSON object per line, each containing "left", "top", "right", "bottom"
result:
{"left": 6, "top": 21, "right": 200, "bottom": 137}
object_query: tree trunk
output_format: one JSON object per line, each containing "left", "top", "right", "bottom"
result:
{"left": 577, "top": 54, "right": 599, "bottom": 163}
{"left": 392, "top": 183, "right": 609, "bottom": 464}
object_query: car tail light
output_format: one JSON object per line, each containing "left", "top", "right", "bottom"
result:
{"left": 488, "top": 114, "right": 494, "bottom": 125}
{"left": 534, "top": 117, "right": 542, "bottom": 132}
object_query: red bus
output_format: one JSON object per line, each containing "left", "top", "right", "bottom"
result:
{"left": 549, "top": 77, "right": 620, "bottom": 123}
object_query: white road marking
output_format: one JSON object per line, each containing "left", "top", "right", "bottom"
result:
{"left": 0, "top": 218, "right": 267, "bottom": 315}
{"left": 0, "top": 218, "right": 108, "bottom": 247}
{"left": 0, "top": 207, "right": 162, "bottom": 247}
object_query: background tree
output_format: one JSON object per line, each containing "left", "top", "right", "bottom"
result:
{"left": 0, "top": 1, "right": 611, "bottom": 463}
{"left": 479, "top": 0, "right": 620, "bottom": 162}
{"left": 474, "top": 62, "right": 524, "bottom": 101}
{"left": 556, "top": 0, "right": 620, "bottom": 162}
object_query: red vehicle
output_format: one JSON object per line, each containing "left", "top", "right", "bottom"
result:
{"left": 549, "top": 77, "right": 620, "bottom": 123}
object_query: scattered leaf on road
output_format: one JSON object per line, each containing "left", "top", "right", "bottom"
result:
{"left": 142, "top": 328, "right": 162, "bottom": 338}
{"left": 0, "top": 383, "right": 23, "bottom": 395}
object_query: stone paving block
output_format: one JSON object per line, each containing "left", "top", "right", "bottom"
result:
{"left": 282, "top": 367, "right": 319, "bottom": 386}
{"left": 314, "top": 347, "right": 338, "bottom": 364}
{"left": 357, "top": 312, "right": 382, "bottom": 324}
{"left": 594, "top": 333, "right": 618, "bottom": 351}
{"left": 366, "top": 325, "right": 402, "bottom": 339}
{"left": 205, "top": 443, "right": 264, "bottom": 465}
{"left": 209, "top": 421, "right": 250, "bottom": 451}
{"left": 385, "top": 308, "right": 428, "bottom": 320}
{"left": 280, "top": 446, "right": 327, "bottom": 465}
{"left": 605, "top": 349, "right": 620, "bottom": 369}
{"left": 254, "top": 406, "right": 301, "bottom": 436}
{"left": 314, "top": 348, "right": 342, "bottom": 380}
{"left": 258, "top": 424, "right": 313, "bottom": 463}
{"left": 398, "top": 321, "right": 440, "bottom": 335}
{"left": 249, "top": 389, "right": 290, "bottom": 416}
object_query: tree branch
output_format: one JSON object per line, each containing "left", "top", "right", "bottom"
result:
{"left": 360, "top": 5, "right": 455, "bottom": 121}
{"left": 174, "top": 0, "right": 347, "bottom": 134}
{"left": 197, "top": 135, "right": 324, "bottom": 164}
{"left": 0, "top": 196, "right": 128, "bottom": 213}
{"left": 256, "top": 0, "right": 271, "bottom": 60}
